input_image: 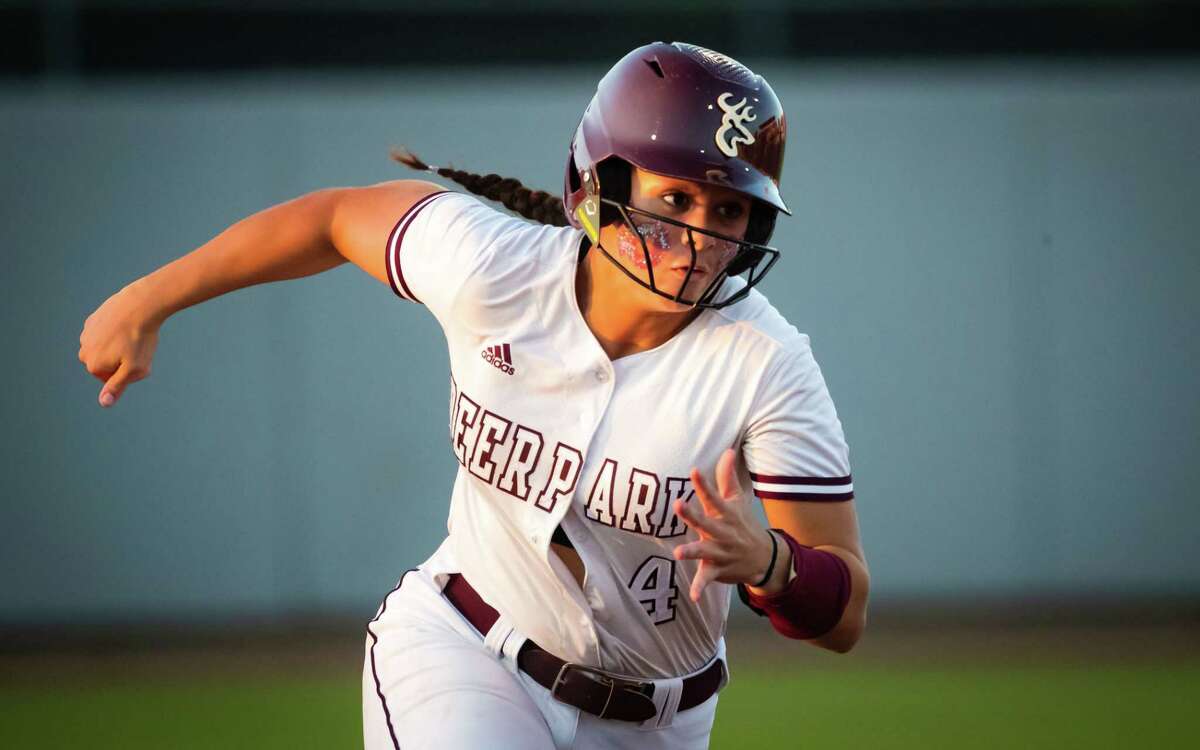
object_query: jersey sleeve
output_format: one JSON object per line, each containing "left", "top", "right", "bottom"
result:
{"left": 383, "top": 190, "right": 531, "bottom": 321}
{"left": 740, "top": 339, "right": 854, "bottom": 502}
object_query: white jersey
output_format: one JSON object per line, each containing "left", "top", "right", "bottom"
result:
{"left": 384, "top": 190, "right": 853, "bottom": 679}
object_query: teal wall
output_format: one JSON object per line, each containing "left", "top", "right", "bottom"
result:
{"left": 2, "top": 61, "right": 1198, "bottom": 623}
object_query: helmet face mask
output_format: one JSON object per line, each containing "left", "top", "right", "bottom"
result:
{"left": 594, "top": 197, "right": 780, "bottom": 309}
{"left": 565, "top": 42, "right": 788, "bottom": 309}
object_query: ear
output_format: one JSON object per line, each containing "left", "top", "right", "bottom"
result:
{"left": 596, "top": 157, "right": 633, "bottom": 216}
{"left": 745, "top": 201, "right": 777, "bottom": 245}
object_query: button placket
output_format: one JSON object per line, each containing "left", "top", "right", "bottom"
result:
{"left": 543, "top": 383, "right": 608, "bottom": 649}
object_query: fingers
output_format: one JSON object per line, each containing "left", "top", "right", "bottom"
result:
{"left": 674, "top": 498, "right": 719, "bottom": 537}
{"left": 88, "top": 366, "right": 116, "bottom": 384}
{"left": 690, "top": 449, "right": 741, "bottom": 521}
{"left": 675, "top": 536, "right": 740, "bottom": 601}
{"left": 690, "top": 561, "right": 720, "bottom": 602}
{"left": 100, "top": 360, "right": 148, "bottom": 408}
{"left": 100, "top": 361, "right": 131, "bottom": 407}
{"left": 689, "top": 468, "right": 723, "bottom": 518}
{"left": 673, "top": 538, "right": 719, "bottom": 561}
{"left": 81, "top": 355, "right": 117, "bottom": 386}
{"left": 714, "top": 447, "right": 738, "bottom": 500}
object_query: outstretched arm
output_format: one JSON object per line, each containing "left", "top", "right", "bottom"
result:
{"left": 77, "top": 179, "right": 442, "bottom": 407}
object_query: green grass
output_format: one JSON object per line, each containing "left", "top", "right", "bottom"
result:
{"left": 712, "top": 665, "right": 1199, "bottom": 749}
{"left": 1, "top": 677, "right": 360, "bottom": 750}
{"left": 3, "top": 665, "right": 1197, "bottom": 749}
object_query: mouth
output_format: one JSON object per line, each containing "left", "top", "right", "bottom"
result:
{"left": 670, "top": 265, "right": 709, "bottom": 277}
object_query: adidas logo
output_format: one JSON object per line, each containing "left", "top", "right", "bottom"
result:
{"left": 481, "top": 343, "right": 516, "bottom": 376}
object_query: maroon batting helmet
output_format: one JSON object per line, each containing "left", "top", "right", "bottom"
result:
{"left": 564, "top": 42, "right": 789, "bottom": 308}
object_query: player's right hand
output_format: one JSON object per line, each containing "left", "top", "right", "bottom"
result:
{"left": 78, "top": 281, "right": 161, "bottom": 408}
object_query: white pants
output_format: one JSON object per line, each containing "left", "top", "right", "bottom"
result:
{"left": 362, "top": 543, "right": 722, "bottom": 750}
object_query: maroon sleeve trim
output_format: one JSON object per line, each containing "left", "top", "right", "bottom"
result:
{"left": 753, "top": 490, "right": 855, "bottom": 502}
{"left": 385, "top": 190, "right": 451, "bottom": 304}
{"left": 749, "top": 473, "right": 852, "bottom": 485}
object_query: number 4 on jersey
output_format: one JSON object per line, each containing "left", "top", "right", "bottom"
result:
{"left": 628, "top": 555, "right": 679, "bottom": 625}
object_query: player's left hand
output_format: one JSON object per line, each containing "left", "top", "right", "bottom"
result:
{"left": 672, "top": 447, "right": 776, "bottom": 602}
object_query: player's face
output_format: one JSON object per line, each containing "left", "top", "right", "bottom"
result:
{"left": 599, "top": 168, "right": 753, "bottom": 312}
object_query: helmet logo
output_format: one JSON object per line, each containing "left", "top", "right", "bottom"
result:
{"left": 714, "top": 92, "right": 757, "bottom": 158}
{"left": 705, "top": 168, "right": 732, "bottom": 185}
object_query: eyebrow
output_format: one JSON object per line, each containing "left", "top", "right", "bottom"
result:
{"left": 654, "top": 187, "right": 745, "bottom": 204}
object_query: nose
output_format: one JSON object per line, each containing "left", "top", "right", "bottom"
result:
{"left": 679, "top": 206, "right": 721, "bottom": 237}
{"left": 680, "top": 224, "right": 726, "bottom": 255}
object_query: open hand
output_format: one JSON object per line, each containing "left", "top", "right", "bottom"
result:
{"left": 672, "top": 448, "right": 775, "bottom": 602}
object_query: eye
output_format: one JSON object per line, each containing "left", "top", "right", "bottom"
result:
{"left": 660, "top": 192, "right": 691, "bottom": 211}
{"left": 717, "top": 202, "right": 745, "bottom": 220}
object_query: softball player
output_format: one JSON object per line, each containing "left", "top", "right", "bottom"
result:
{"left": 78, "top": 42, "right": 868, "bottom": 749}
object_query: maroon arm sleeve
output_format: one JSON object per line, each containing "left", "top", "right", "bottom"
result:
{"left": 737, "top": 528, "right": 852, "bottom": 640}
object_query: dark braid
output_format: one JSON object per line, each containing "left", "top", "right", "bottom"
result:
{"left": 390, "top": 147, "right": 776, "bottom": 247}
{"left": 390, "top": 147, "right": 569, "bottom": 227}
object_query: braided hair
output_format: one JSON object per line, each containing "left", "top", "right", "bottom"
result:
{"left": 389, "top": 148, "right": 775, "bottom": 245}
{"left": 390, "top": 148, "right": 569, "bottom": 227}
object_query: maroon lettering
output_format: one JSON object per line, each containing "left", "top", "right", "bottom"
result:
{"left": 620, "top": 467, "right": 660, "bottom": 534}
{"left": 497, "top": 426, "right": 544, "bottom": 501}
{"left": 534, "top": 443, "right": 583, "bottom": 513}
{"left": 468, "top": 410, "right": 513, "bottom": 484}
{"left": 452, "top": 394, "right": 480, "bottom": 467}
{"left": 584, "top": 458, "right": 618, "bottom": 527}
{"left": 656, "top": 477, "right": 694, "bottom": 538}
{"left": 448, "top": 375, "right": 459, "bottom": 445}
{"left": 443, "top": 387, "right": 694, "bottom": 543}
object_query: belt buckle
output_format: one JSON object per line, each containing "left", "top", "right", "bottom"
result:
{"left": 551, "top": 662, "right": 650, "bottom": 720}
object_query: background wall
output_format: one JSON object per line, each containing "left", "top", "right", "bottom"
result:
{"left": 3, "top": 58, "right": 1197, "bottom": 624}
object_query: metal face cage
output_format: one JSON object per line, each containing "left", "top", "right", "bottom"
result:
{"left": 593, "top": 197, "right": 780, "bottom": 309}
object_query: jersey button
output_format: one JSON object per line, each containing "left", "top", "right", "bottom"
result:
{"left": 594, "top": 369, "right": 609, "bottom": 383}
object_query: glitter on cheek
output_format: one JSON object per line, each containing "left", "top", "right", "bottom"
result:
{"left": 638, "top": 222, "right": 673, "bottom": 252}
{"left": 617, "top": 225, "right": 669, "bottom": 270}
{"left": 713, "top": 241, "right": 739, "bottom": 268}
